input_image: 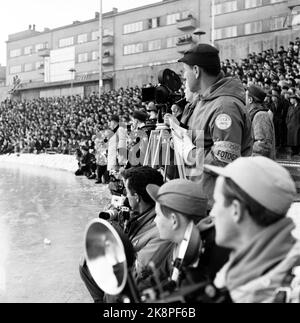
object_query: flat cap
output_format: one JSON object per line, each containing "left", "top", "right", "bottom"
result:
{"left": 178, "top": 43, "right": 221, "bottom": 70}
{"left": 132, "top": 110, "right": 148, "bottom": 123}
{"left": 111, "top": 115, "right": 119, "bottom": 123}
{"left": 248, "top": 85, "right": 266, "bottom": 103}
{"left": 147, "top": 179, "right": 208, "bottom": 221}
{"left": 205, "top": 157, "right": 296, "bottom": 216}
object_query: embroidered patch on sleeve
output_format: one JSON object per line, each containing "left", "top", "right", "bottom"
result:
{"left": 215, "top": 114, "right": 232, "bottom": 130}
{"left": 213, "top": 141, "right": 241, "bottom": 163}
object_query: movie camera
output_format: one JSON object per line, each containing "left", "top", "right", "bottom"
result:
{"left": 98, "top": 172, "right": 131, "bottom": 230}
{"left": 142, "top": 69, "right": 186, "bottom": 123}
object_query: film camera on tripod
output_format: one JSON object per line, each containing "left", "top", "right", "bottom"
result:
{"left": 142, "top": 69, "right": 188, "bottom": 180}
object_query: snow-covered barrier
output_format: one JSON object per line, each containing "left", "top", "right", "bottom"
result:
{"left": 0, "top": 154, "right": 78, "bottom": 173}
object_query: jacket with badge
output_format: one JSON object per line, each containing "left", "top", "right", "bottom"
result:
{"left": 186, "top": 74, "right": 253, "bottom": 207}
{"left": 249, "top": 103, "right": 276, "bottom": 160}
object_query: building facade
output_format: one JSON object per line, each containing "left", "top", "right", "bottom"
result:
{"left": 6, "top": 0, "right": 209, "bottom": 100}
{"left": 214, "top": 0, "right": 300, "bottom": 60}
{"left": 5, "top": 0, "right": 300, "bottom": 100}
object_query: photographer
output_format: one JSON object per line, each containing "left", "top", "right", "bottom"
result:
{"left": 146, "top": 179, "right": 230, "bottom": 293}
{"left": 206, "top": 157, "right": 300, "bottom": 303}
{"left": 127, "top": 110, "right": 149, "bottom": 167}
{"left": 107, "top": 115, "right": 127, "bottom": 174}
{"left": 168, "top": 44, "right": 253, "bottom": 209}
{"left": 75, "top": 145, "right": 96, "bottom": 178}
{"left": 79, "top": 166, "right": 172, "bottom": 303}
{"left": 94, "top": 131, "right": 109, "bottom": 184}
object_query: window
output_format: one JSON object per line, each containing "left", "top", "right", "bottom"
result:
{"left": 91, "top": 30, "right": 99, "bottom": 41}
{"left": 224, "top": 25, "right": 237, "bottom": 38}
{"left": 167, "top": 36, "right": 178, "bottom": 48}
{"left": 35, "top": 61, "right": 44, "bottom": 70}
{"left": 124, "top": 43, "right": 143, "bottom": 55}
{"left": 78, "top": 33, "right": 88, "bottom": 44}
{"left": 24, "top": 63, "right": 33, "bottom": 72}
{"left": 92, "top": 51, "right": 98, "bottom": 60}
{"left": 59, "top": 37, "right": 74, "bottom": 48}
{"left": 244, "top": 0, "right": 262, "bottom": 9}
{"left": 10, "top": 49, "right": 21, "bottom": 58}
{"left": 213, "top": 1, "right": 237, "bottom": 15}
{"left": 24, "top": 46, "right": 33, "bottom": 55}
{"left": 10, "top": 65, "right": 22, "bottom": 74}
{"left": 35, "top": 43, "right": 47, "bottom": 52}
{"left": 78, "top": 53, "right": 88, "bottom": 63}
{"left": 148, "top": 17, "right": 160, "bottom": 29}
{"left": 270, "top": 16, "right": 286, "bottom": 30}
{"left": 148, "top": 39, "right": 161, "bottom": 51}
{"left": 166, "top": 13, "right": 180, "bottom": 25}
{"left": 214, "top": 26, "right": 237, "bottom": 39}
{"left": 244, "top": 21, "right": 262, "bottom": 34}
{"left": 214, "top": 29, "right": 223, "bottom": 40}
{"left": 123, "top": 21, "right": 143, "bottom": 34}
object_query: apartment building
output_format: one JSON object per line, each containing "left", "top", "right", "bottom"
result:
{"left": 5, "top": 0, "right": 300, "bottom": 100}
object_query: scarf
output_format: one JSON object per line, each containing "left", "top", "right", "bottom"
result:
{"left": 225, "top": 217, "right": 296, "bottom": 291}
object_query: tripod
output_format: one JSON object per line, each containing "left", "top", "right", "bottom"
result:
{"left": 143, "top": 124, "right": 187, "bottom": 181}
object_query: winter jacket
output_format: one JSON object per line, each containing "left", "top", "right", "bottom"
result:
{"left": 214, "top": 218, "right": 300, "bottom": 303}
{"left": 185, "top": 74, "right": 253, "bottom": 208}
{"left": 286, "top": 103, "right": 300, "bottom": 147}
{"left": 249, "top": 103, "right": 276, "bottom": 160}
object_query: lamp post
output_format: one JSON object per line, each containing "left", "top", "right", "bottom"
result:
{"left": 69, "top": 68, "right": 76, "bottom": 93}
{"left": 211, "top": 0, "right": 215, "bottom": 46}
{"left": 99, "top": 0, "right": 103, "bottom": 96}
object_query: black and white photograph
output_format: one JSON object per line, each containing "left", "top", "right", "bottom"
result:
{"left": 0, "top": 0, "right": 300, "bottom": 307}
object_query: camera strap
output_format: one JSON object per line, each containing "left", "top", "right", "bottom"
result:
{"left": 171, "top": 222, "right": 194, "bottom": 282}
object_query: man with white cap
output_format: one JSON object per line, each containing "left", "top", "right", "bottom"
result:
{"left": 205, "top": 156, "right": 300, "bottom": 303}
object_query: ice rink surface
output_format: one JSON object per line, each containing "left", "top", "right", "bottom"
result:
{"left": 0, "top": 163, "right": 110, "bottom": 303}
{"left": 0, "top": 162, "right": 298, "bottom": 303}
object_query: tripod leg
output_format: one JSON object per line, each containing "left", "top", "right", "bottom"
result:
{"left": 152, "top": 131, "right": 163, "bottom": 169}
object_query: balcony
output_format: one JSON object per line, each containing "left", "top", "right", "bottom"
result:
{"left": 177, "top": 16, "right": 197, "bottom": 31}
{"left": 38, "top": 48, "right": 50, "bottom": 57}
{"left": 102, "top": 55, "right": 114, "bottom": 66}
{"left": 103, "top": 35, "right": 114, "bottom": 45}
{"left": 288, "top": 0, "right": 300, "bottom": 10}
{"left": 176, "top": 36, "right": 195, "bottom": 53}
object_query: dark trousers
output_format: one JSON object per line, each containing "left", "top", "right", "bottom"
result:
{"left": 79, "top": 261, "right": 104, "bottom": 303}
{"left": 96, "top": 165, "right": 109, "bottom": 182}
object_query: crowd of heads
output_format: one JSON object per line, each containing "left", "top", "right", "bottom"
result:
{"left": 1, "top": 39, "right": 300, "bottom": 157}
{"left": 222, "top": 38, "right": 300, "bottom": 98}
{"left": 0, "top": 87, "right": 141, "bottom": 155}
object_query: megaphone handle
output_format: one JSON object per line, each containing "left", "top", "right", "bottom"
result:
{"left": 127, "top": 271, "right": 141, "bottom": 303}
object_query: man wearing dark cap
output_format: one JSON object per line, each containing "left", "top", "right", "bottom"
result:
{"left": 146, "top": 179, "right": 230, "bottom": 290}
{"left": 176, "top": 43, "right": 253, "bottom": 209}
{"left": 246, "top": 85, "right": 276, "bottom": 159}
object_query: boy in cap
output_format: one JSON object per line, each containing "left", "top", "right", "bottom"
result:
{"left": 206, "top": 156, "right": 300, "bottom": 303}
{"left": 170, "top": 43, "right": 253, "bottom": 209}
{"left": 146, "top": 179, "right": 230, "bottom": 290}
{"left": 246, "top": 85, "right": 276, "bottom": 159}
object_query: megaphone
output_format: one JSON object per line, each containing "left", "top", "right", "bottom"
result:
{"left": 84, "top": 219, "right": 140, "bottom": 302}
